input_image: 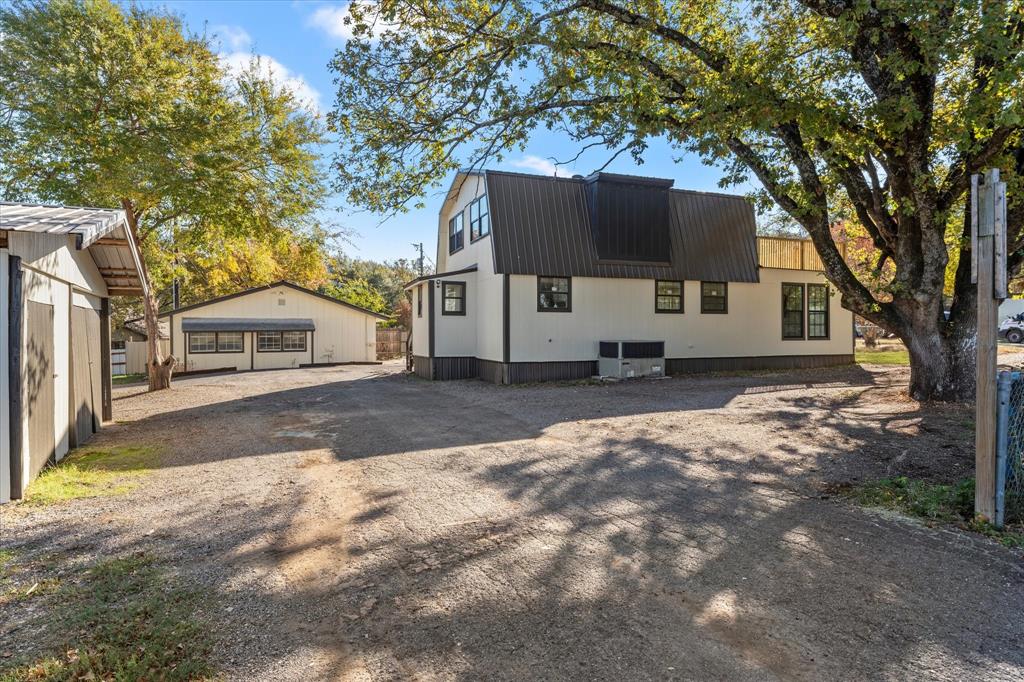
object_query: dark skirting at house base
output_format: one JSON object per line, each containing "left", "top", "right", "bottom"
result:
{"left": 413, "top": 354, "right": 855, "bottom": 384}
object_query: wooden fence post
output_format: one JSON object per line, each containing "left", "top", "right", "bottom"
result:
{"left": 975, "top": 169, "right": 1007, "bottom": 522}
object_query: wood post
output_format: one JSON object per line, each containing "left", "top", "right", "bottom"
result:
{"left": 100, "top": 297, "right": 112, "bottom": 422}
{"left": 974, "top": 169, "right": 1007, "bottom": 522}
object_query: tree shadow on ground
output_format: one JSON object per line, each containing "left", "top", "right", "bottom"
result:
{"left": 6, "top": 364, "right": 1022, "bottom": 680}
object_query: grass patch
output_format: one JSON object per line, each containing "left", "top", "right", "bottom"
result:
{"left": 845, "top": 476, "right": 1024, "bottom": 547}
{"left": 0, "top": 554, "right": 214, "bottom": 681}
{"left": 22, "top": 445, "right": 160, "bottom": 506}
{"left": 855, "top": 348, "right": 910, "bottom": 365}
{"left": 112, "top": 373, "right": 147, "bottom": 386}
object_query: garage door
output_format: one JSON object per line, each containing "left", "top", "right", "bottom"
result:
{"left": 25, "top": 301, "right": 55, "bottom": 481}
{"left": 71, "top": 304, "right": 102, "bottom": 446}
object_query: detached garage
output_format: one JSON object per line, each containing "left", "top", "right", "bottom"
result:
{"left": 1, "top": 202, "right": 145, "bottom": 502}
{"left": 162, "top": 281, "right": 387, "bottom": 373}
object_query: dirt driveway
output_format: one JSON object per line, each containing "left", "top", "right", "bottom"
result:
{"left": 4, "top": 362, "right": 1024, "bottom": 680}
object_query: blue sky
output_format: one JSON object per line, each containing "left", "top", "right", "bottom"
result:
{"left": 139, "top": 1, "right": 758, "bottom": 266}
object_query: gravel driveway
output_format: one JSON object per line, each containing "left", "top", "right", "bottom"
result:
{"left": 3, "top": 361, "right": 1023, "bottom": 680}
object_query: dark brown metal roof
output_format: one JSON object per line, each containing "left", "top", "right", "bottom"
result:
{"left": 484, "top": 170, "right": 759, "bottom": 282}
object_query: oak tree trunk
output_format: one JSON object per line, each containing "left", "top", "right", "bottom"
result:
{"left": 120, "top": 199, "right": 176, "bottom": 392}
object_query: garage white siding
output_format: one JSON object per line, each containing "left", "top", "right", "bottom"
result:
{"left": 168, "top": 284, "right": 382, "bottom": 373}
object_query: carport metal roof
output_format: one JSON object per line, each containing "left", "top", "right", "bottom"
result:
{"left": 181, "top": 317, "right": 316, "bottom": 332}
{"left": 0, "top": 202, "right": 147, "bottom": 296}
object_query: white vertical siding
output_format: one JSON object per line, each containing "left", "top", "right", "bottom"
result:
{"left": 432, "top": 272, "right": 477, "bottom": 357}
{"left": 169, "top": 286, "right": 380, "bottom": 373}
{"left": 436, "top": 174, "right": 487, "bottom": 274}
{"left": 8, "top": 232, "right": 108, "bottom": 296}
{"left": 507, "top": 268, "right": 854, "bottom": 362}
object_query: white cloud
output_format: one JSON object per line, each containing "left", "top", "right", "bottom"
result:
{"left": 306, "top": 3, "right": 396, "bottom": 42}
{"left": 511, "top": 156, "right": 564, "bottom": 177}
{"left": 219, "top": 52, "right": 322, "bottom": 113}
{"left": 212, "top": 25, "right": 252, "bottom": 51}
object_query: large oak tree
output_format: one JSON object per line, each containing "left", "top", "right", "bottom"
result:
{"left": 328, "top": 0, "right": 1024, "bottom": 401}
{"left": 0, "top": 0, "right": 329, "bottom": 390}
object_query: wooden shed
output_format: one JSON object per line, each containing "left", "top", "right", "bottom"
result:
{"left": 1, "top": 202, "right": 145, "bottom": 502}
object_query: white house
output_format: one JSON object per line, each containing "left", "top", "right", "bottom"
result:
{"left": 161, "top": 281, "right": 387, "bottom": 374}
{"left": 1, "top": 202, "right": 146, "bottom": 502}
{"left": 406, "top": 170, "right": 854, "bottom": 383}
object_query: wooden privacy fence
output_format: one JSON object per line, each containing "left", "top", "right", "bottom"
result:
{"left": 757, "top": 236, "right": 844, "bottom": 271}
{"left": 376, "top": 328, "right": 409, "bottom": 359}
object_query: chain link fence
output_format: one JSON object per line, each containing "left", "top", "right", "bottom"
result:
{"left": 996, "top": 371, "right": 1024, "bottom": 527}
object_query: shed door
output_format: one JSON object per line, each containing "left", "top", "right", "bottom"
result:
{"left": 70, "top": 304, "right": 101, "bottom": 446}
{"left": 25, "top": 301, "right": 55, "bottom": 481}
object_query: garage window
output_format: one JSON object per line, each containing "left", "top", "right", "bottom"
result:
{"left": 257, "top": 331, "right": 282, "bottom": 351}
{"left": 283, "top": 331, "right": 306, "bottom": 351}
{"left": 217, "top": 332, "right": 244, "bottom": 352}
{"left": 189, "top": 332, "right": 217, "bottom": 353}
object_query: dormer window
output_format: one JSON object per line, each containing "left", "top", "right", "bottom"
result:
{"left": 469, "top": 195, "right": 490, "bottom": 241}
{"left": 448, "top": 213, "right": 464, "bottom": 254}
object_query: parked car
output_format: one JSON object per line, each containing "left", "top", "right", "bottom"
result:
{"left": 1000, "top": 313, "right": 1024, "bottom": 344}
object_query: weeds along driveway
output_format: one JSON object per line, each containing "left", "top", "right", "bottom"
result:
{"left": 3, "top": 362, "right": 1023, "bottom": 680}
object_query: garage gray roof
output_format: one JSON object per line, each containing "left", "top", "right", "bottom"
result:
{"left": 483, "top": 171, "right": 760, "bottom": 282}
{"left": 181, "top": 318, "right": 315, "bottom": 332}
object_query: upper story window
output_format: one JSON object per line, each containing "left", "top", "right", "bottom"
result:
{"left": 807, "top": 283, "right": 830, "bottom": 339}
{"left": 782, "top": 283, "right": 805, "bottom": 339}
{"left": 469, "top": 195, "right": 490, "bottom": 241}
{"left": 538, "top": 276, "right": 571, "bottom": 312}
{"left": 442, "top": 281, "right": 466, "bottom": 315}
{"left": 448, "top": 213, "right": 464, "bottom": 254}
{"left": 655, "top": 280, "right": 683, "bottom": 313}
{"left": 700, "top": 281, "right": 728, "bottom": 314}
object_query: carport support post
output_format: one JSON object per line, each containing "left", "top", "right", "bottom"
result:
{"left": 974, "top": 170, "right": 1007, "bottom": 522}
{"left": 100, "top": 297, "right": 112, "bottom": 422}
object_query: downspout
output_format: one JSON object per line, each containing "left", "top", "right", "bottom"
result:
{"left": 8, "top": 256, "right": 23, "bottom": 499}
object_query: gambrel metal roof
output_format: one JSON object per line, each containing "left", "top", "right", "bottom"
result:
{"left": 482, "top": 170, "right": 760, "bottom": 282}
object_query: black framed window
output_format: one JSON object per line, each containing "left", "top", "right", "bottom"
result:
{"left": 442, "top": 281, "right": 466, "bottom": 315}
{"left": 700, "top": 281, "right": 728, "bottom": 313}
{"left": 283, "top": 331, "right": 306, "bottom": 351}
{"left": 808, "top": 283, "right": 830, "bottom": 339}
{"left": 538, "top": 276, "right": 571, "bottom": 312}
{"left": 417, "top": 284, "right": 423, "bottom": 317}
{"left": 782, "top": 283, "right": 805, "bottom": 339}
{"left": 189, "top": 332, "right": 217, "bottom": 353}
{"left": 469, "top": 195, "right": 490, "bottom": 241}
{"left": 217, "top": 332, "right": 244, "bottom": 352}
{"left": 189, "top": 331, "right": 244, "bottom": 353}
{"left": 448, "top": 213, "right": 464, "bottom": 254}
{"left": 257, "top": 331, "right": 307, "bottom": 352}
{"left": 655, "top": 280, "right": 683, "bottom": 313}
{"left": 257, "top": 331, "right": 282, "bottom": 351}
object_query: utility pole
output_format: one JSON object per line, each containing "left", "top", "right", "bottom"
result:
{"left": 412, "top": 242, "right": 424, "bottom": 276}
{"left": 973, "top": 168, "right": 1007, "bottom": 522}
